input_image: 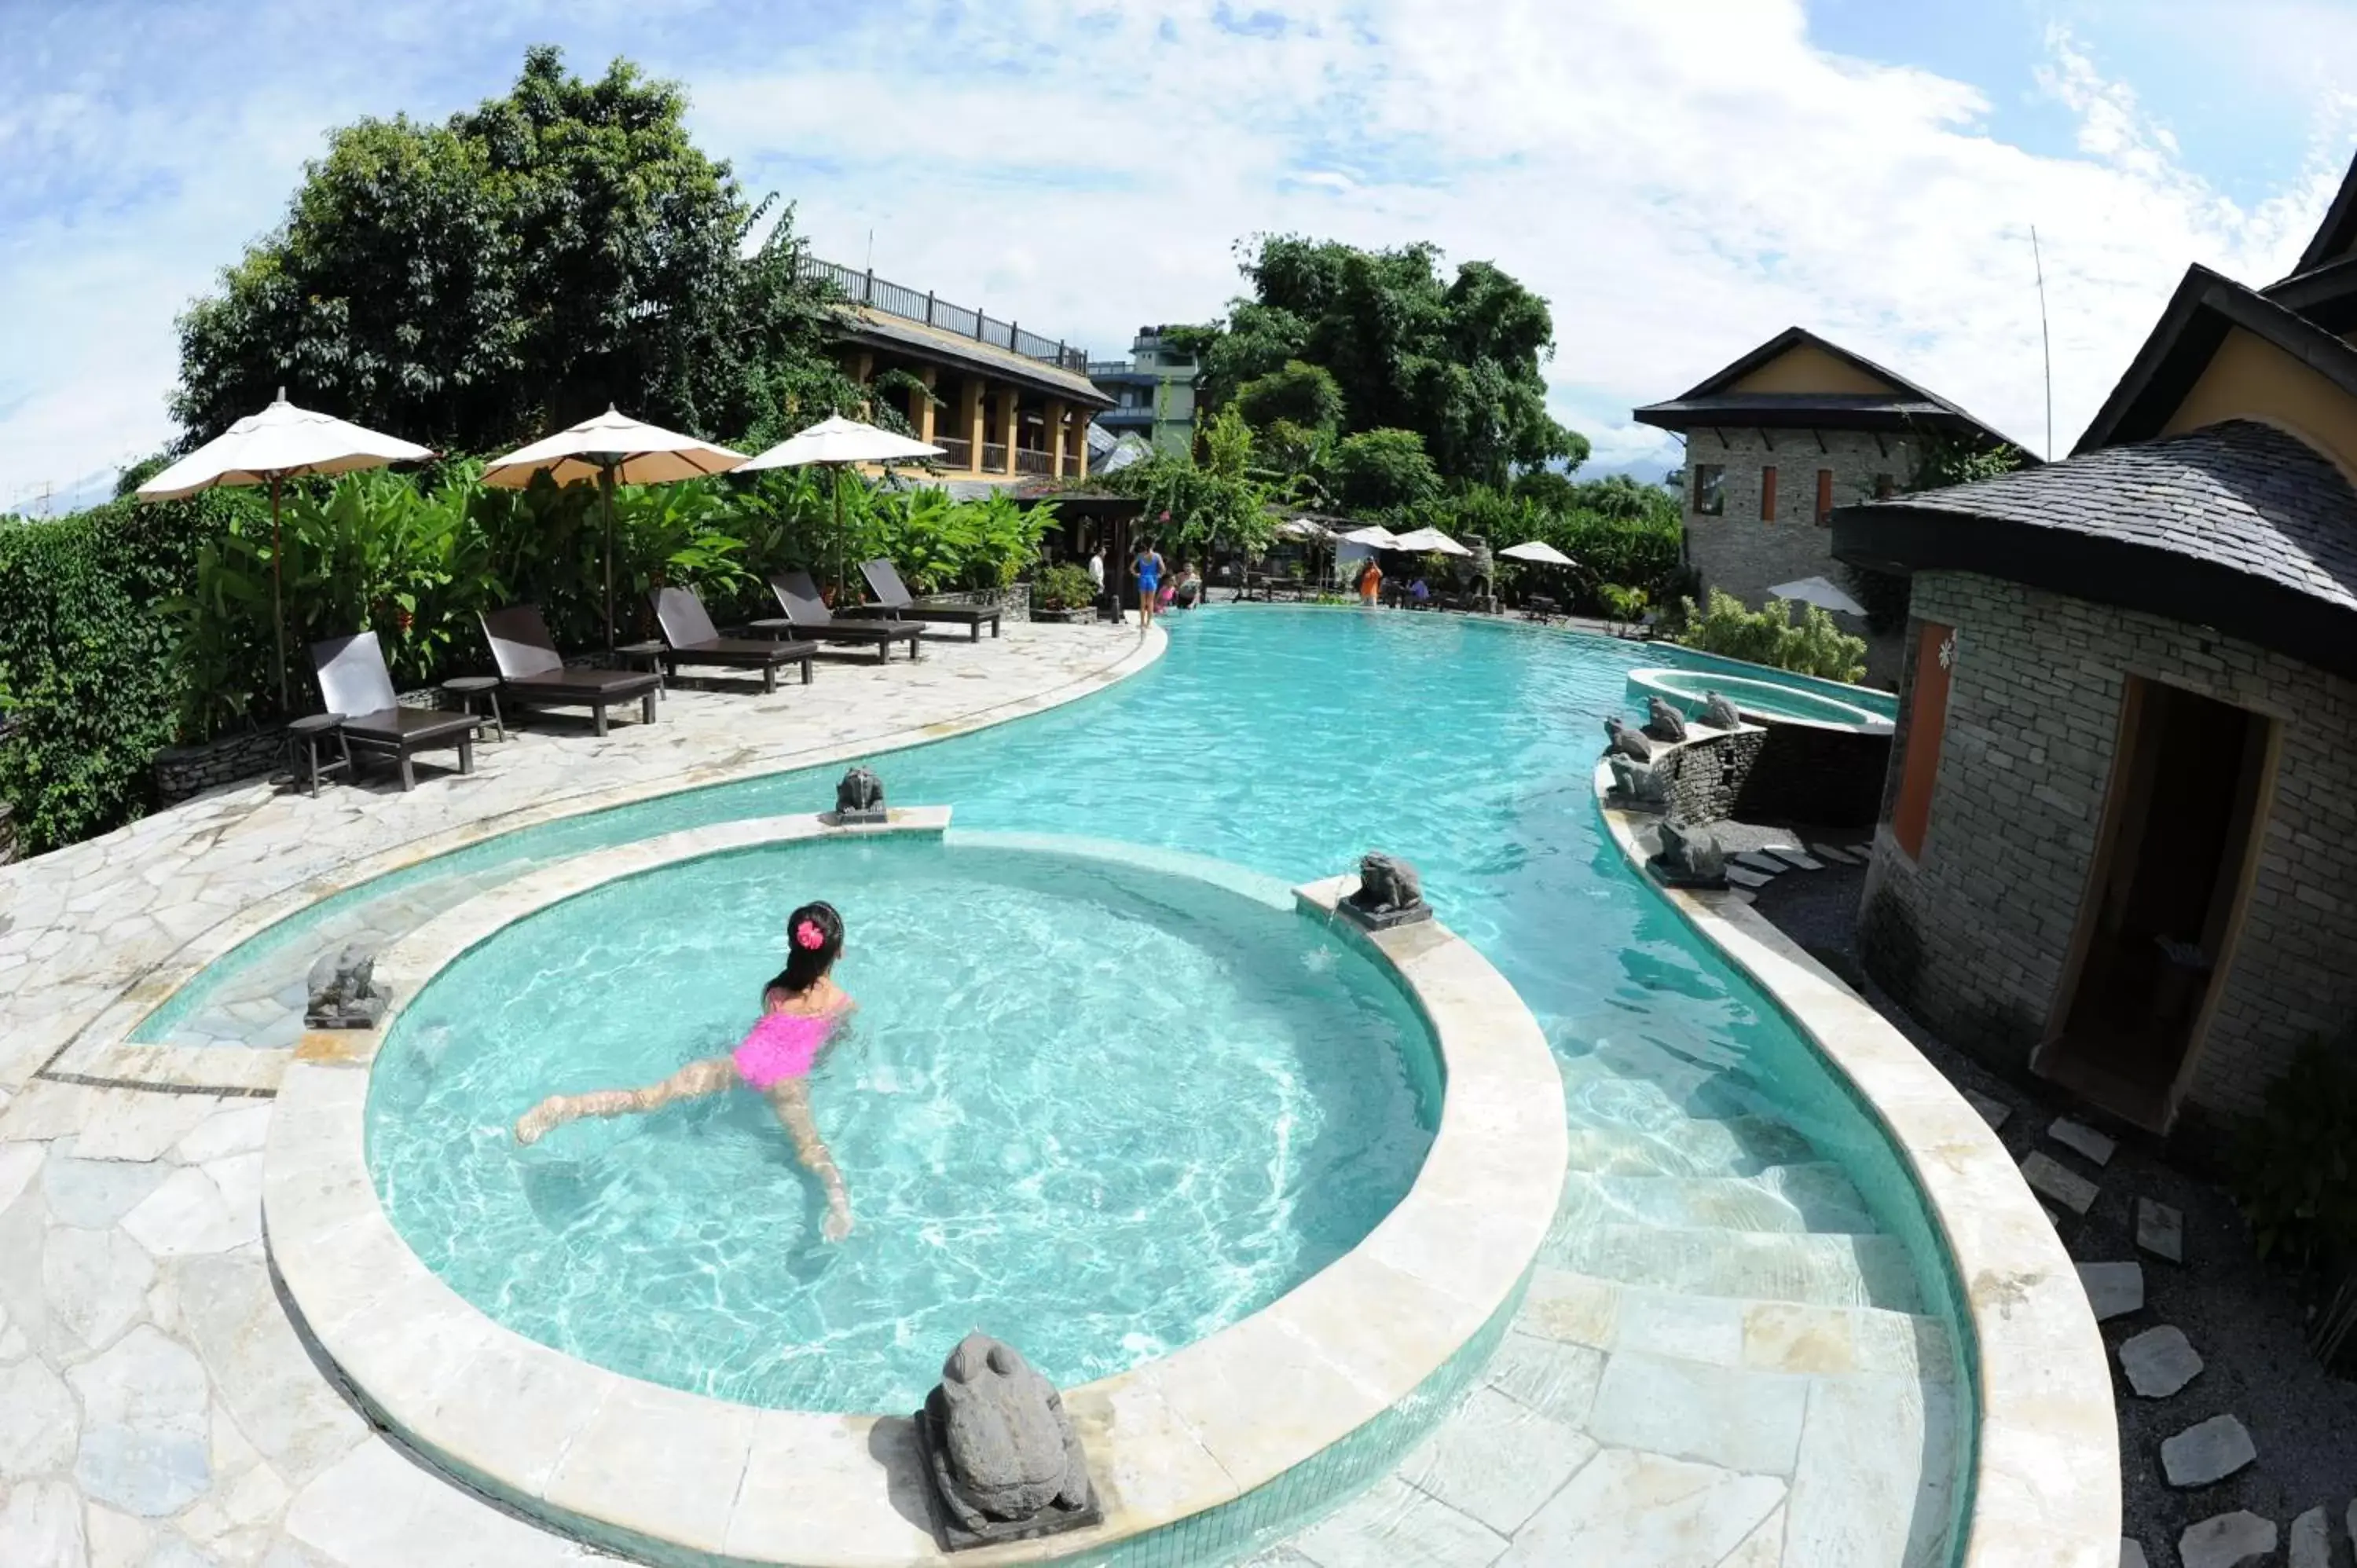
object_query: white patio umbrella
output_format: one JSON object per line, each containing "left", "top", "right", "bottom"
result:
{"left": 1768, "top": 575, "right": 1868, "bottom": 617}
{"left": 1392, "top": 526, "right": 1472, "bottom": 557}
{"left": 138, "top": 390, "right": 434, "bottom": 713}
{"left": 1276, "top": 516, "right": 1331, "bottom": 540}
{"left": 739, "top": 415, "right": 946, "bottom": 602}
{"left": 1498, "top": 539, "right": 1576, "bottom": 566}
{"left": 482, "top": 407, "right": 747, "bottom": 653}
{"left": 1336, "top": 524, "right": 1404, "bottom": 550}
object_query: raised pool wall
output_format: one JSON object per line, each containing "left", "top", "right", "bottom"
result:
{"left": 264, "top": 816, "right": 1568, "bottom": 1567}
{"left": 1593, "top": 760, "right": 2122, "bottom": 1567}
{"left": 1625, "top": 671, "right": 1892, "bottom": 830}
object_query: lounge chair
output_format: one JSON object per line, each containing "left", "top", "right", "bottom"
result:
{"left": 477, "top": 606, "right": 662, "bottom": 736}
{"left": 755, "top": 571, "right": 923, "bottom": 662}
{"left": 857, "top": 559, "right": 1002, "bottom": 642}
{"left": 310, "top": 631, "right": 481, "bottom": 791}
{"left": 647, "top": 586, "right": 816, "bottom": 693}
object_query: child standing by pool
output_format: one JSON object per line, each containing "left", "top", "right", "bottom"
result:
{"left": 513, "top": 900, "right": 858, "bottom": 1242}
{"left": 1133, "top": 536, "right": 1166, "bottom": 639}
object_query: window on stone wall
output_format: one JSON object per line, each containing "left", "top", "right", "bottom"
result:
{"left": 1693, "top": 464, "right": 1725, "bottom": 516}
{"left": 1891, "top": 621, "right": 1957, "bottom": 859}
{"left": 1816, "top": 469, "right": 1835, "bottom": 525}
{"left": 1760, "top": 466, "right": 1778, "bottom": 522}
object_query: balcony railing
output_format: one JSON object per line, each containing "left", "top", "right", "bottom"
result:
{"left": 799, "top": 256, "right": 1091, "bottom": 375}
{"left": 1097, "top": 403, "right": 1157, "bottom": 421}
{"left": 935, "top": 436, "right": 973, "bottom": 470}
{"left": 1016, "top": 449, "right": 1050, "bottom": 476}
{"left": 981, "top": 442, "right": 1009, "bottom": 473}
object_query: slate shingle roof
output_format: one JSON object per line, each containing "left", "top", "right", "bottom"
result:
{"left": 1878, "top": 419, "right": 2357, "bottom": 613}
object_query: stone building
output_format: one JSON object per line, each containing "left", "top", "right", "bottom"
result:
{"left": 1089, "top": 328, "right": 1201, "bottom": 456}
{"left": 1832, "top": 156, "right": 2357, "bottom": 1141}
{"left": 1634, "top": 328, "right": 2015, "bottom": 683}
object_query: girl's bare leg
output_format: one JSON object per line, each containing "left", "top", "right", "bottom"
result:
{"left": 514, "top": 1058, "right": 734, "bottom": 1145}
{"left": 767, "top": 1080, "right": 854, "bottom": 1240}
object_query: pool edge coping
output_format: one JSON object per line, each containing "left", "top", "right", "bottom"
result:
{"left": 47, "top": 623, "right": 1168, "bottom": 1094}
{"left": 1589, "top": 761, "right": 2121, "bottom": 1568}
{"left": 262, "top": 816, "right": 1567, "bottom": 1567}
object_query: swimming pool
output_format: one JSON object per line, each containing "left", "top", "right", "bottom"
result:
{"left": 1629, "top": 665, "right": 1894, "bottom": 730}
{"left": 365, "top": 833, "right": 1439, "bottom": 1413}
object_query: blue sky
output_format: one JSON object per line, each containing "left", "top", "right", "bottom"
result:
{"left": 3, "top": 0, "right": 2354, "bottom": 512}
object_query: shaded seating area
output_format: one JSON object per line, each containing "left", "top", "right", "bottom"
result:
{"left": 648, "top": 586, "right": 816, "bottom": 693}
{"left": 757, "top": 571, "right": 923, "bottom": 662}
{"left": 477, "top": 606, "right": 662, "bottom": 736}
{"left": 859, "top": 559, "right": 1001, "bottom": 641}
{"left": 310, "top": 631, "right": 482, "bottom": 791}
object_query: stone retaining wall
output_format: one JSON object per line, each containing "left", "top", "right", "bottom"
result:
{"left": 155, "top": 689, "right": 452, "bottom": 805}
{"left": 0, "top": 800, "right": 14, "bottom": 866}
{"left": 1622, "top": 722, "right": 1887, "bottom": 831}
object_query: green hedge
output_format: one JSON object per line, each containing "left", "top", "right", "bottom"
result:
{"left": 0, "top": 499, "right": 222, "bottom": 853}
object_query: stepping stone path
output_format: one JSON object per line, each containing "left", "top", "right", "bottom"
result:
{"left": 1724, "top": 866, "right": 1774, "bottom": 890}
{"left": 2048, "top": 1118, "right": 2117, "bottom": 1166}
{"left": 1731, "top": 852, "right": 1787, "bottom": 876}
{"left": 2118, "top": 1326, "right": 2203, "bottom": 1398}
{"left": 1807, "top": 842, "right": 1860, "bottom": 864}
{"left": 2119, "top": 1541, "right": 2149, "bottom": 1568}
{"left": 2136, "top": 1198, "right": 2184, "bottom": 1263}
{"left": 2179, "top": 1510, "right": 2275, "bottom": 1568}
{"left": 2289, "top": 1505, "right": 2328, "bottom": 1568}
{"left": 1761, "top": 846, "right": 1822, "bottom": 870}
{"left": 2161, "top": 1414, "right": 2256, "bottom": 1489}
{"left": 2076, "top": 1262, "right": 2144, "bottom": 1322}
{"left": 1960, "top": 1089, "right": 2011, "bottom": 1132}
{"left": 2022, "top": 1151, "right": 2100, "bottom": 1214}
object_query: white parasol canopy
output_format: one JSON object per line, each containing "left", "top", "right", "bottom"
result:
{"left": 483, "top": 407, "right": 748, "bottom": 651}
{"left": 137, "top": 390, "right": 434, "bottom": 711}
{"left": 1276, "top": 516, "right": 1332, "bottom": 540}
{"left": 1498, "top": 539, "right": 1576, "bottom": 566}
{"left": 738, "top": 415, "right": 946, "bottom": 601}
{"left": 1336, "top": 525, "right": 1403, "bottom": 549}
{"left": 737, "top": 413, "right": 944, "bottom": 472}
{"left": 1768, "top": 575, "right": 1868, "bottom": 617}
{"left": 1392, "top": 526, "right": 1472, "bottom": 557}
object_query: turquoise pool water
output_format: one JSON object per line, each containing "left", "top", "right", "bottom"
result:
{"left": 1629, "top": 666, "right": 1893, "bottom": 729}
{"left": 366, "top": 834, "right": 1438, "bottom": 1413}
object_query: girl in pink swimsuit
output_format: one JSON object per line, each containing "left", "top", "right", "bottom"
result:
{"left": 513, "top": 900, "right": 858, "bottom": 1241}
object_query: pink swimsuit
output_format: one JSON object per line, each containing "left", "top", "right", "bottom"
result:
{"left": 731, "top": 1011, "right": 834, "bottom": 1090}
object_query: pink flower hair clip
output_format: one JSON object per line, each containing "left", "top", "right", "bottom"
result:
{"left": 794, "top": 918, "right": 827, "bottom": 951}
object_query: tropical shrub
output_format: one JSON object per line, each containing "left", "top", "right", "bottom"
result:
{"left": 2232, "top": 1036, "right": 2357, "bottom": 1367}
{"left": 1670, "top": 589, "right": 1868, "bottom": 683}
{"left": 1030, "top": 564, "right": 1097, "bottom": 613}
{"left": 1329, "top": 427, "right": 1440, "bottom": 514}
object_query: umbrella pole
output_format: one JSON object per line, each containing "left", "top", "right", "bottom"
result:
{"left": 602, "top": 464, "right": 617, "bottom": 654}
{"left": 832, "top": 465, "right": 845, "bottom": 604}
{"left": 271, "top": 473, "right": 288, "bottom": 715}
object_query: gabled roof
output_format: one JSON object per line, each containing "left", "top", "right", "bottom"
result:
{"left": 1833, "top": 421, "right": 2357, "bottom": 680}
{"left": 1633, "top": 326, "right": 2018, "bottom": 446}
{"left": 2073, "top": 264, "right": 2357, "bottom": 452}
{"left": 2262, "top": 252, "right": 2357, "bottom": 335}
{"left": 2286, "top": 147, "right": 2357, "bottom": 280}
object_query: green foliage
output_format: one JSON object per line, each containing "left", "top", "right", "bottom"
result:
{"left": 0, "top": 500, "right": 222, "bottom": 852}
{"left": 1409, "top": 474, "right": 1683, "bottom": 614}
{"left": 1194, "top": 236, "right": 1582, "bottom": 485}
{"left": 1670, "top": 589, "right": 1868, "bottom": 683}
{"left": 1030, "top": 563, "right": 1098, "bottom": 613}
{"left": 1330, "top": 428, "right": 1440, "bottom": 514}
{"left": 2233, "top": 1037, "right": 2357, "bottom": 1270}
{"left": 1103, "top": 408, "right": 1275, "bottom": 566}
{"left": 1233, "top": 360, "right": 1345, "bottom": 434}
{"left": 170, "top": 46, "right": 858, "bottom": 456}
{"left": 1596, "top": 584, "right": 1649, "bottom": 628}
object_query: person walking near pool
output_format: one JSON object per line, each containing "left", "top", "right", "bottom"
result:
{"left": 1358, "top": 556, "right": 1383, "bottom": 606}
{"left": 513, "top": 900, "right": 859, "bottom": 1241}
{"left": 1133, "top": 535, "right": 1166, "bottom": 639}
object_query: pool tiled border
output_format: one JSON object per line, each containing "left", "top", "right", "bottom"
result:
{"left": 263, "top": 819, "right": 1566, "bottom": 1566}
{"left": 47, "top": 627, "right": 1170, "bottom": 1094}
{"left": 1590, "top": 761, "right": 2121, "bottom": 1568}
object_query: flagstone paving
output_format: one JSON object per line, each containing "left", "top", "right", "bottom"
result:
{"left": 0, "top": 620, "right": 1961, "bottom": 1566}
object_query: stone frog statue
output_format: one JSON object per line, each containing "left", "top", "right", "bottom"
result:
{"left": 1642, "top": 695, "right": 1689, "bottom": 743}
{"left": 926, "top": 1334, "right": 1093, "bottom": 1532}
{"left": 1607, "top": 754, "right": 1669, "bottom": 808}
{"left": 834, "top": 765, "right": 885, "bottom": 820}
{"left": 305, "top": 943, "right": 385, "bottom": 1029}
{"left": 1603, "top": 715, "right": 1655, "bottom": 764}
{"left": 1656, "top": 820, "right": 1727, "bottom": 884}
{"left": 1699, "top": 691, "right": 1743, "bottom": 731}
{"left": 1349, "top": 852, "right": 1424, "bottom": 916}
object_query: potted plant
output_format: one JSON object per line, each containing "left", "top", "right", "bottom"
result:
{"left": 1029, "top": 563, "right": 1099, "bottom": 625}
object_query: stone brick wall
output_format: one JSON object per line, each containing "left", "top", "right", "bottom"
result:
{"left": 1658, "top": 728, "right": 1765, "bottom": 824}
{"left": 1857, "top": 570, "right": 2357, "bottom": 1134}
{"left": 155, "top": 728, "right": 289, "bottom": 806}
{"left": 1682, "top": 427, "right": 1913, "bottom": 682}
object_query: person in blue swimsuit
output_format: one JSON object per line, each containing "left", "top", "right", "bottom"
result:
{"left": 1132, "top": 537, "right": 1166, "bottom": 639}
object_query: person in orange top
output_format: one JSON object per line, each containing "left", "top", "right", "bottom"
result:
{"left": 1358, "top": 557, "right": 1384, "bottom": 606}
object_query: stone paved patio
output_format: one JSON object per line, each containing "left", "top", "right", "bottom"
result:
{"left": 0, "top": 619, "right": 1963, "bottom": 1566}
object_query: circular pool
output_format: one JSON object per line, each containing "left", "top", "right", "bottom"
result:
{"left": 1629, "top": 665, "right": 1893, "bottom": 731}
{"left": 364, "top": 830, "right": 1439, "bottom": 1413}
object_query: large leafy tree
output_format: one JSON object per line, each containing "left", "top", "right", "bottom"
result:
{"left": 171, "top": 46, "right": 852, "bottom": 454}
{"left": 1189, "top": 236, "right": 1585, "bottom": 487}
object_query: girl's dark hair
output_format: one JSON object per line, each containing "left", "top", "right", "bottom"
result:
{"left": 771, "top": 900, "right": 844, "bottom": 997}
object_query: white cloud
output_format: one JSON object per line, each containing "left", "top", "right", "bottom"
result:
{"left": 0, "top": 0, "right": 2350, "bottom": 509}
